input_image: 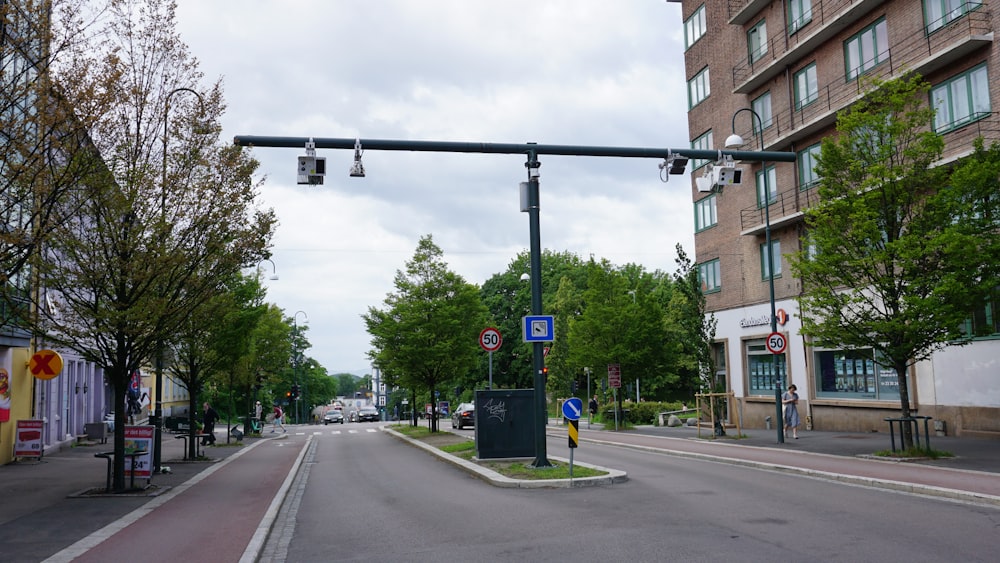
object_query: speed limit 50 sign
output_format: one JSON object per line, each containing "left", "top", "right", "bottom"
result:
{"left": 479, "top": 327, "right": 502, "bottom": 352}
{"left": 766, "top": 332, "right": 787, "bottom": 354}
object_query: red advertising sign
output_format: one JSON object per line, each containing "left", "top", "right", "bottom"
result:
{"left": 607, "top": 363, "right": 621, "bottom": 389}
{"left": 15, "top": 419, "right": 44, "bottom": 458}
{"left": 124, "top": 425, "right": 154, "bottom": 479}
{"left": 0, "top": 368, "right": 10, "bottom": 422}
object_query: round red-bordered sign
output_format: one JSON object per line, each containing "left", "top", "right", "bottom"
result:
{"left": 766, "top": 332, "right": 787, "bottom": 354}
{"left": 479, "top": 327, "right": 502, "bottom": 352}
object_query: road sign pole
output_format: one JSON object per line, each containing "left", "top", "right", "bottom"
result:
{"left": 488, "top": 350, "right": 493, "bottom": 389}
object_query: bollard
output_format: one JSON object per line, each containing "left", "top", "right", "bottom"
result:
{"left": 765, "top": 416, "right": 772, "bottom": 430}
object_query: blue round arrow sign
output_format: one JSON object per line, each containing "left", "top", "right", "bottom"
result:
{"left": 562, "top": 397, "right": 583, "bottom": 421}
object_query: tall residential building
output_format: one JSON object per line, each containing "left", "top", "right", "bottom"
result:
{"left": 679, "top": 0, "right": 999, "bottom": 436}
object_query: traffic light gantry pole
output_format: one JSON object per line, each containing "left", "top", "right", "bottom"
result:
{"left": 233, "top": 134, "right": 796, "bottom": 469}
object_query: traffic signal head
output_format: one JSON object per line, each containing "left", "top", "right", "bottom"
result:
{"left": 541, "top": 366, "right": 549, "bottom": 377}
{"left": 571, "top": 380, "right": 578, "bottom": 393}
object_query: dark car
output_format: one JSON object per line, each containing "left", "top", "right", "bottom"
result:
{"left": 451, "top": 403, "right": 475, "bottom": 429}
{"left": 323, "top": 409, "right": 344, "bottom": 425}
{"left": 354, "top": 405, "right": 380, "bottom": 422}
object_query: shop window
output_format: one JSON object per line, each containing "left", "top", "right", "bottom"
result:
{"left": 814, "top": 348, "right": 900, "bottom": 400}
{"left": 747, "top": 339, "right": 787, "bottom": 396}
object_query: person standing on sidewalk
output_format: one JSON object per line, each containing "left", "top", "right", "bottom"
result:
{"left": 202, "top": 402, "right": 219, "bottom": 446}
{"left": 782, "top": 384, "right": 800, "bottom": 439}
{"left": 271, "top": 405, "right": 286, "bottom": 433}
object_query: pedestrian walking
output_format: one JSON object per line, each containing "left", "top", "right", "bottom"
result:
{"left": 782, "top": 384, "right": 800, "bottom": 439}
{"left": 589, "top": 395, "right": 599, "bottom": 417}
{"left": 202, "top": 402, "right": 218, "bottom": 445}
{"left": 271, "top": 405, "right": 285, "bottom": 433}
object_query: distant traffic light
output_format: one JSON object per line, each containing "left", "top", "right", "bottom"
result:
{"left": 291, "top": 384, "right": 300, "bottom": 400}
{"left": 571, "top": 380, "right": 578, "bottom": 394}
{"left": 541, "top": 366, "right": 549, "bottom": 378}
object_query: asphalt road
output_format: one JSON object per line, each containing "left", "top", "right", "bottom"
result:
{"left": 274, "top": 424, "right": 999, "bottom": 562}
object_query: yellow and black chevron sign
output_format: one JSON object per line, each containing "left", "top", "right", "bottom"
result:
{"left": 567, "top": 418, "right": 579, "bottom": 448}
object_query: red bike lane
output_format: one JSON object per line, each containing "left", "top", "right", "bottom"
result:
{"left": 64, "top": 436, "right": 308, "bottom": 563}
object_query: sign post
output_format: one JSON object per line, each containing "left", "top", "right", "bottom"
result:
{"left": 479, "top": 327, "right": 502, "bottom": 389}
{"left": 562, "top": 397, "right": 582, "bottom": 478}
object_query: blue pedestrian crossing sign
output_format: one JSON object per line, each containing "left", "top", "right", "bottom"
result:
{"left": 562, "top": 397, "right": 583, "bottom": 421}
{"left": 522, "top": 315, "right": 555, "bottom": 342}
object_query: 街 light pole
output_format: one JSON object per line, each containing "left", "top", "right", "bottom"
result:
{"left": 154, "top": 87, "right": 205, "bottom": 472}
{"left": 726, "top": 108, "right": 783, "bottom": 445}
{"left": 293, "top": 310, "right": 308, "bottom": 424}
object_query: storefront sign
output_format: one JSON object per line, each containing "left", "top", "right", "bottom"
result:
{"left": 14, "top": 420, "right": 44, "bottom": 458}
{"left": 740, "top": 308, "right": 789, "bottom": 329}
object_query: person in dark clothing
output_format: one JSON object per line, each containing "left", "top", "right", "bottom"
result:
{"left": 589, "top": 395, "right": 599, "bottom": 418}
{"left": 202, "top": 402, "right": 219, "bottom": 445}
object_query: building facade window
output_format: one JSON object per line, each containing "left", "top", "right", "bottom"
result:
{"left": 752, "top": 92, "right": 773, "bottom": 132}
{"left": 814, "top": 348, "right": 900, "bottom": 400}
{"left": 748, "top": 19, "right": 768, "bottom": 63}
{"left": 756, "top": 165, "right": 777, "bottom": 207}
{"left": 961, "top": 287, "right": 1000, "bottom": 339}
{"left": 788, "top": 0, "right": 812, "bottom": 34}
{"left": 688, "top": 66, "right": 710, "bottom": 109}
{"left": 695, "top": 194, "right": 717, "bottom": 232}
{"left": 794, "top": 63, "right": 818, "bottom": 110}
{"left": 685, "top": 5, "right": 707, "bottom": 50}
{"left": 798, "top": 144, "right": 822, "bottom": 189}
{"left": 924, "top": 0, "right": 981, "bottom": 33}
{"left": 844, "top": 18, "right": 888, "bottom": 81}
{"left": 932, "top": 64, "right": 990, "bottom": 132}
{"left": 761, "top": 240, "right": 781, "bottom": 279}
{"left": 691, "top": 130, "right": 714, "bottom": 170}
{"left": 747, "top": 339, "right": 787, "bottom": 396}
{"left": 698, "top": 258, "right": 721, "bottom": 293}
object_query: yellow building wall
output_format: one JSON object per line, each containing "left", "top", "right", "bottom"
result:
{"left": 1, "top": 349, "right": 33, "bottom": 465}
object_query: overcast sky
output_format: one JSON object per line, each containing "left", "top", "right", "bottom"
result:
{"left": 174, "top": 1, "right": 692, "bottom": 376}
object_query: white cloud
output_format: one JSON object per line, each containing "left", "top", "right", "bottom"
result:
{"left": 175, "top": 0, "right": 693, "bottom": 374}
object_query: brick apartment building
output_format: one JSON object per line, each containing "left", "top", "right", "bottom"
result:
{"left": 677, "top": 0, "right": 1000, "bottom": 436}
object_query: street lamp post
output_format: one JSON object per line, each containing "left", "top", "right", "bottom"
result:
{"left": 726, "top": 109, "right": 783, "bottom": 445}
{"left": 293, "top": 310, "right": 308, "bottom": 424}
{"left": 154, "top": 87, "right": 205, "bottom": 472}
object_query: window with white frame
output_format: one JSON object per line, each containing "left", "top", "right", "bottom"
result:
{"left": 924, "top": 0, "right": 982, "bottom": 33}
{"left": 688, "top": 66, "right": 710, "bottom": 109}
{"left": 756, "top": 165, "right": 777, "bottom": 207}
{"left": 698, "top": 259, "right": 721, "bottom": 294}
{"left": 932, "top": 64, "right": 990, "bottom": 132}
{"left": 752, "top": 92, "right": 773, "bottom": 132}
{"left": 685, "top": 5, "right": 707, "bottom": 49}
{"left": 845, "top": 18, "right": 888, "bottom": 81}
{"left": 695, "top": 194, "right": 717, "bottom": 232}
{"left": 691, "top": 130, "right": 714, "bottom": 170}
{"left": 788, "top": 0, "right": 813, "bottom": 33}
{"left": 748, "top": 19, "right": 768, "bottom": 63}
{"left": 761, "top": 239, "right": 781, "bottom": 279}
{"left": 798, "top": 144, "right": 821, "bottom": 189}
{"left": 794, "top": 63, "right": 818, "bottom": 110}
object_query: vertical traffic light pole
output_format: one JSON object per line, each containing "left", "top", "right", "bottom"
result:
{"left": 232, "top": 135, "right": 796, "bottom": 465}
{"left": 524, "top": 150, "right": 551, "bottom": 468}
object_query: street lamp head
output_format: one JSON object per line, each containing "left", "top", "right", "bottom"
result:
{"left": 519, "top": 273, "right": 530, "bottom": 282}
{"left": 724, "top": 133, "right": 745, "bottom": 148}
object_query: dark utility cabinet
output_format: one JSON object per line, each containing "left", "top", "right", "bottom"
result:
{"left": 474, "top": 389, "right": 534, "bottom": 459}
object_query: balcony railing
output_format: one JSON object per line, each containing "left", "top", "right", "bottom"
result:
{"left": 740, "top": 187, "right": 822, "bottom": 234}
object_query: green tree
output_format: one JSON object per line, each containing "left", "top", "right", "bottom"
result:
{"left": 790, "top": 75, "right": 1000, "bottom": 448}
{"left": 28, "top": 0, "right": 275, "bottom": 489}
{"left": 566, "top": 259, "right": 671, "bottom": 420}
{"left": 670, "top": 244, "right": 717, "bottom": 399}
{"left": 364, "top": 235, "right": 488, "bottom": 431}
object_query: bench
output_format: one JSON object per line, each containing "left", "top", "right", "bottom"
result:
{"left": 95, "top": 449, "right": 147, "bottom": 491}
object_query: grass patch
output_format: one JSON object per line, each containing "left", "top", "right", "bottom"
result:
{"left": 392, "top": 425, "right": 609, "bottom": 480}
{"left": 872, "top": 447, "right": 953, "bottom": 459}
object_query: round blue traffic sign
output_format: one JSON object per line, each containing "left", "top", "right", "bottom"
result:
{"left": 562, "top": 397, "right": 583, "bottom": 421}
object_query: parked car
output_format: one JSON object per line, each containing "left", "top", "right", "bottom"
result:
{"left": 451, "top": 403, "right": 475, "bottom": 429}
{"left": 354, "top": 405, "right": 380, "bottom": 422}
{"left": 323, "top": 409, "right": 344, "bottom": 425}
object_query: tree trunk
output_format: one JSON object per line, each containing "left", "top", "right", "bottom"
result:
{"left": 896, "top": 363, "right": 914, "bottom": 450}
